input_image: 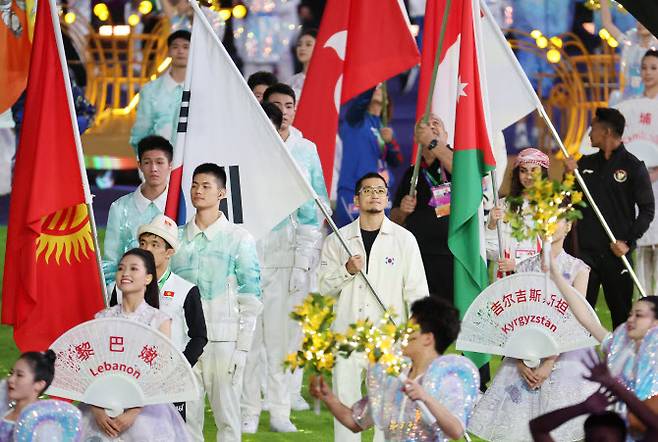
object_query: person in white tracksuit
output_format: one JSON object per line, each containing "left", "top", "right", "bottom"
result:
{"left": 171, "top": 163, "right": 263, "bottom": 442}
{"left": 241, "top": 86, "right": 329, "bottom": 433}
{"left": 319, "top": 172, "right": 429, "bottom": 442}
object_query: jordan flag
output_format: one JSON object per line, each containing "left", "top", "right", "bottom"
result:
{"left": 294, "top": 0, "right": 419, "bottom": 189}
{"left": 427, "top": 0, "right": 496, "bottom": 367}
{"left": 2, "top": 0, "right": 104, "bottom": 351}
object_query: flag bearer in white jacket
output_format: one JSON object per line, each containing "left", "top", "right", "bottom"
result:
{"left": 241, "top": 85, "right": 329, "bottom": 433}
{"left": 319, "top": 172, "right": 429, "bottom": 442}
{"left": 108, "top": 214, "right": 208, "bottom": 433}
{"left": 171, "top": 163, "right": 262, "bottom": 442}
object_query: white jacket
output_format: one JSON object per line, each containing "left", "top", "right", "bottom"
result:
{"left": 319, "top": 216, "right": 429, "bottom": 331}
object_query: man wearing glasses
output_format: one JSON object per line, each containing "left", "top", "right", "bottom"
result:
{"left": 319, "top": 172, "right": 429, "bottom": 442}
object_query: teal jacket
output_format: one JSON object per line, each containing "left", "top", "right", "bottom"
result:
{"left": 129, "top": 73, "right": 183, "bottom": 153}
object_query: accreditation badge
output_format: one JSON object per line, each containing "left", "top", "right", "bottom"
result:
{"left": 429, "top": 182, "right": 451, "bottom": 218}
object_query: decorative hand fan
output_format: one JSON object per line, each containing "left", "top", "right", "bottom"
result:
{"left": 456, "top": 272, "right": 599, "bottom": 367}
{"left": 48, "top": 318, "right": 199, "bottom": 417}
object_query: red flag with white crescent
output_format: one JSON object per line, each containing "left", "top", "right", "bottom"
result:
{"left": 294, "top": 0, "right": 419, "bottom": 189}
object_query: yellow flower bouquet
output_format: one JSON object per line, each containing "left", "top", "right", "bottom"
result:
{"left": 505, "top": 171, "right": 585, "bottom": 242}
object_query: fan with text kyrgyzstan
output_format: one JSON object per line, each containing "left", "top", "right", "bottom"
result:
{"left": 456, "top": 272, "right": 599, "bottom": 367}
{"left": 48, "top": 318, "right": 199, "bottom": 417}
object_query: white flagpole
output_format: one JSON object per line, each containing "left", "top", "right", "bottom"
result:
{"left": 188, "top": 0, "right": 394, "bottom": 321}
{"left": 49, "top": 0, "right": 107, "bottom": 304}
{"left": 480, "top": 0, "right": 646, "bottom": 297}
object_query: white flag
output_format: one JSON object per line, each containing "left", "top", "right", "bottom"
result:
{"left": 480, "top": 0, "right": 540, "bottom": 132}
{"left": 165, "top": 1, "right": 316, "bottom": 239}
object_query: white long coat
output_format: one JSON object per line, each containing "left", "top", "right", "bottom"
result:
{"left": 319, "top": 216, "right": 429, "bottom": 331}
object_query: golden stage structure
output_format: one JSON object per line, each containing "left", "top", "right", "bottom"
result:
{"left": 61, "top": 9, "right": 171, "bottom": 160}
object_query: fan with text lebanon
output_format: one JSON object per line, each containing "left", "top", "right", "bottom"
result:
{"left": 456, "top": 272, "right": 600, "bottom": 368}
{"left": 47, "top": 318, "right": 200, "bottom": 417}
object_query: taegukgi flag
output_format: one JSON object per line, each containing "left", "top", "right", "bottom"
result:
{"left": 165, "top": 0, "right": 317, "bottom": 240}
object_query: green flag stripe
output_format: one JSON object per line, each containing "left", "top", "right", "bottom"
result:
{"left": 449, "top": 149, "right": 492, "bottom": 368}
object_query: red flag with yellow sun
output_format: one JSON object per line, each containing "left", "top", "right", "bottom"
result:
{"left": 2, "top": 0, "right": 104, "bottom": 352}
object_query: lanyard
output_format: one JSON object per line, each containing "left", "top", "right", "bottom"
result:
{"left": 158, "top": 268, "right": 171, "bottom": 291}
{"left": 421, "top": 166, "right": 442, "bottom": 187}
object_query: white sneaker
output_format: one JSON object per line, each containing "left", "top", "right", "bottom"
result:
{"left": 242, "top": 415, "right": 259, "bottom": 434}
{"left": 290, "top": 394, "right": 310, "bottom": 411}
{"left": 270, "top": 417, "right": 298, "bottom": 433}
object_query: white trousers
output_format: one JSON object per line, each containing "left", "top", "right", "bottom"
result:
{"left": 333, "top": 354, "right": 367, "bottom": 442}
{"left": 264, "top": 267, "right": 297, "bottom": 420}
{"left": 187, "top": 341, "right": 243, "bottom": 442}
{"left": 637, "top": 245, "right": 658, "bottom": 295}
{"left": 333, "top": 354, "right": 385, "bottom": 442}
{"left": 241, "top": 316, "right": 268, "bottom": 417}
{"left": 242, "top": 268, "right": 308, "bottom": 419}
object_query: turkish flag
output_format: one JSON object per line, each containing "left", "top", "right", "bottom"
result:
{"left": 2, "top": 0, "right": 104, "bottom": 352}
{"left": 294, "top": 0, "right": 419, "bottom": 190}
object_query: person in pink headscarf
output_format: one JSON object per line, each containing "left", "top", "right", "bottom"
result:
{"left": 485, "top": 148, "right": 550, "bottom": 279}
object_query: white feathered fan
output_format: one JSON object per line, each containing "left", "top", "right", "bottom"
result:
{"left": 456, "top": 272, "right": 599, "bottom": 367}
{"left": 48, "top": 318, "right": 200, "bottom": 417}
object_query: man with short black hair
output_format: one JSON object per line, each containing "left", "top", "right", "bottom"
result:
{"left": 102, "top": 135, "right": 173, "bottom": 284}
{"left": 171, "top": 163, "right": 262, "bottom": 442}
{"left": 247, "top": 71, "right": 278, "bottom": 102}
{"left": 319, "top": 172, "right": 428, "bottom": 442}
{"left": 567, "top": 107, "right": 655, "bottom": 327}
{"left": 130, "top": 29, "right": 190, "bottom": 153}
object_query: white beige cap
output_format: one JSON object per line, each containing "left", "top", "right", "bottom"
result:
{"left": 137, "top": 214, "right": 180, "bottom": 252}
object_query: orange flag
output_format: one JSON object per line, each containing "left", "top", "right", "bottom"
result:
{"left": 2, "top": 0, "right": 104, "bottom": 351}
{"left": 0, "top": 0, "right": 32, "bottom": 112}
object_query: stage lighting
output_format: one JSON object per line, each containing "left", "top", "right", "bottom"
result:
{"left": 138, "top": 1, "right": 153, "bottom": 14}
{"left": 64, "top": 11, "right": 76, "bottom": 24}
{"left": 549, "top": 36, "right": 563, "bottom": 48}
{"left": 219, "top": 8, "right": 231, "bottom": 21}
{"left": 93, "top": 3, "right": 108, "bottom": 18}
{"left": 232, "top": 4, "right": 247, "bottom": 19}
{"left": 128, "top": 13, "right": 140, "bottom": 26}
{"left": 547, "top": 49, "right": 561, "bottom": 64}
{"left": 530, "top": 29, "right": 542, "bottom": 39}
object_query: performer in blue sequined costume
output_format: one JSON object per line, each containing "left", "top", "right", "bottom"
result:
{"left": 551, "top": 266, "right": 658, "bottom": 441}
{"left": 310, "top": 296, "right": 480, "bottom": 442}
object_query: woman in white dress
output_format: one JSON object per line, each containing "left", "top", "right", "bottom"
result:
{"left": 469, "top": 219, "right": 598, "bottom": 441}
{"left": 79, "top": 249, "right": 190, "bottom": 442}
{"left": 486, "top": 148, "right": 549, "bottom": 279}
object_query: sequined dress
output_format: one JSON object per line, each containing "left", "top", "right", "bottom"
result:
{"left": 603, "top": 324, "right": 658, "bottom": 401}
{"left": 468, "top": 251, "right": 598, "bottom": 441}
{"left": 350, "top": 355, "right": 479, "bottom": 442}
{"left": 0, "top": 380, "right": 14, "bottom": 441}
{"left": 78, "top": 302, "right": 191, "bottom": 441}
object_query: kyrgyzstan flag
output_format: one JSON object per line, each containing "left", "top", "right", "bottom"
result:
{"left": 422, "top": 0, "right": 496, "bottom": 367}
{"left": 0, "top": 0, "right": 32, "bottom": 112}
{"left": 2, "top": 0, "right": 104, "bottom": 351}
{"left": 293, "top": 0, "right": 419, "bottom": 189}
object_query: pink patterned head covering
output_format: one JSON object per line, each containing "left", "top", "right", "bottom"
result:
{"left": 514, "top": 148, "right": 550, "bottom": 169}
